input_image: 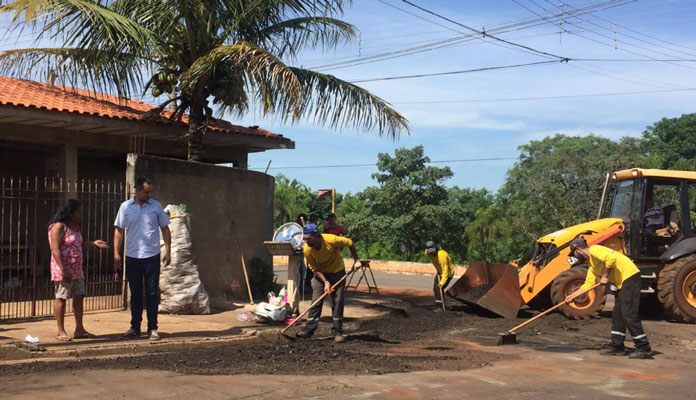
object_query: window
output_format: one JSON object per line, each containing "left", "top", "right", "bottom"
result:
{"left": 688, "top": 183, "right": 696, "bottom": 233}
{"left": 609, "top": 180, "right": 636, "bottom": 219}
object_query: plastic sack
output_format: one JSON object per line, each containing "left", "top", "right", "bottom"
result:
{"left": 158, "top": 213, "right": 210, "bottom": 314}
{"left": 254, "top": 302, "right": 290, "bottom": 322}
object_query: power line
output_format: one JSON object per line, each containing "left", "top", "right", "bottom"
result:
{"left": 249, "top": 157, "right": 518, "bottom": 170}
{"left": 391, "top": 87, "right": 696, "bottom": 104}
{"left": 555, "top": 0, "right": 696, "bottom": 55}
{"left": 308, "top": 0, "right": 630, "bottom": 71}
{"left": 347, "top": 56, "right": 696, "bottom": 84}
{"left": 398, "top": 0, "right": 570, "bottom": 61}
{"left": 348, "top": 60, "right": 562, "bottom": 83}
{"left": 512, "top": 0, "right": 696, "bottom": 88}
{"left": 529, "top": 0, "right": 696, "bottom": 70}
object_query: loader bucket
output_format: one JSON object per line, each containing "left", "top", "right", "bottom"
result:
{"left": 446, "top": 261, "right": 523, "bottom": 318}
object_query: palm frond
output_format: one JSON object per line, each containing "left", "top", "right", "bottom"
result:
{"left": 288, "top": 67, "right": 410, "bottom": 139}
{"left": 181, "top": 40, "right": 302, "bottom": 110}
{"left": 0, "top": 47, "right": 147, "bottom": 98}
{"left": 251, "top": 17, "right": 355, "bottom": 59}
{"left": 0, "top": 0, "right": 157, "bottom": 97}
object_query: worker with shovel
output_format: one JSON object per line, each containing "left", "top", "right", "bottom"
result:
{"left": 425, "top": 241, "right": 455, "bottom": 309}
{"left": 296, "top": 224, "right": 359, "bottom": 343}
{"left": 565, "top": 237, "right": 653, "bottom": 359}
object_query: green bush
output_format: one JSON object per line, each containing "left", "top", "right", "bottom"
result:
{"left": 246, "top": 257, "right": 275, "bottom": 299}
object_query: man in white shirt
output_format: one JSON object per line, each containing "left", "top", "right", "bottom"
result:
{"left": 114, "top": 177, "right": 171, "bottom": 340}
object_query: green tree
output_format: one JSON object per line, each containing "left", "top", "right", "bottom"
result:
{"left": 273, "top": 174, "right": 312, "bottom": 228}
{"left": 0, "top": 0, "right": 409, "bottom": 161}
{"left": 642, "top": 113, "right": 696, "bottom": 171}
{"left": 495, "top": 134, "right": 645, "bottom": 259}
{"left": 464, "top": 205, "right": 512, "bottom": 262}
{"left": 362, "top": 146, "right": 454, "bottom": 261}
{"left": 444, "top": 187, "right": 494, "bottom": 262}
{"left": 336, "top": 193, "right": 372, "bottom": 255}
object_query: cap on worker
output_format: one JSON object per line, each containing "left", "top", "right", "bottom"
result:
{"left": 569, "top": 236, "right": 588, "bottom": 253}
{"left": 426, "top": 240, "right": 438, "bottom": 254}
{"left": 303, "top": 223, "right": 319, "bottom": 234}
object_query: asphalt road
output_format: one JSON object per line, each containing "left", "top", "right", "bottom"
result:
{"left": 273, "top": 267, "right": 436, "bottom": 292}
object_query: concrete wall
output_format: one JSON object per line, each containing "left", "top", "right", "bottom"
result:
{"left": 127, "top": 154, "right": 274, "bottom": 298}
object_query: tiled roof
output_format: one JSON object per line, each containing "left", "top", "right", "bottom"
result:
{"left": 0, "top": 76, "right": 290, "bottom": 142}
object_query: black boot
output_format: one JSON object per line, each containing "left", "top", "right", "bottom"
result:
{"left": 628, "top": 348, "right": 653, "bottom": 359}
{"left": 599, "top": 343, "right": 627, "bottom": 356}
{"left": 296, "top": 330, "right": 313, "bottom": 339}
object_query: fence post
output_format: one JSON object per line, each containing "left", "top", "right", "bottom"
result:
{"left": 31, "top": 177, "right": 38, "bottom": 317}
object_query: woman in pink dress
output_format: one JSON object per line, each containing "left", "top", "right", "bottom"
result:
{"left": 49, "top": 199, "right": 108, "bottom": 341}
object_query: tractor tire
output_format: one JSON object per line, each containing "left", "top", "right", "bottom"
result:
{"left": 550, "top": 266, "right": 606, "bottom": 320}
{"left": 657, "top": 254, "right": 696, "bottom": 324}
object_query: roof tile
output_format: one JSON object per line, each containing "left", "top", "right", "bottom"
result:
{"left": 0, "top": 76, "right": 289, "bottom": 142}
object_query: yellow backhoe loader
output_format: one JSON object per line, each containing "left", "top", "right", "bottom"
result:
{"left": 447, "top": 168, "right": 696, "bottom": 324}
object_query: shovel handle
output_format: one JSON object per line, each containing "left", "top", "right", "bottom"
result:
{"left": 280, "top": 265, "right": 357, "bottom": 334}
{"left": 439, "top": 285, "right": 446, "bottom": 311}
{"left": 508, "top": 283, "right": 601, "bottom": 334}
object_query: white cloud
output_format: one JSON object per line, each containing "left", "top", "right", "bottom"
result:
{"left": 402, "top": 108, "right": 526, "bottom": 130}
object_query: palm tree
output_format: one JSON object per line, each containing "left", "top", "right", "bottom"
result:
{"left": 0, "top": 0, "right": 409, "bottom": 161}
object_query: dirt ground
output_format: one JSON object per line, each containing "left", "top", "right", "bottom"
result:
{"left": 1, "top": 292, "right": 692, "bottom": 378}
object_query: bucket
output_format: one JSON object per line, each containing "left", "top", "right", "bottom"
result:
{"left": 445, "top": 260, "right": 523, "bottom": 318}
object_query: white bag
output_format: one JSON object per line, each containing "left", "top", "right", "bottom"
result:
{"left": 254, "top": 302, "right": 288, "bottom": 321}
{"left": 159, "top": 213, "right": 210, "bottom": 314}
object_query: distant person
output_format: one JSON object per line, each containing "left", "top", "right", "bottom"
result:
{"left": 566, "top": 237, "right": 652, "bottom": 359}
{"left": 309, "top": 214, "right": 320, "bottom": 226}
{"left": 296, "top": 224, "right": 359, "bottom": 343}
{"left": 323, "top": 213, "right": 347, "bottom": 236}
{"left": 114, "top": 177, "right": 171, "bottom": 340}
{"left": 48, "top": 199, "right": 109, "bottom": 341}
{"left": 644, "top": 192, "right": 664, "bottom": 235}
{"left": 296, "top": 213, "right": 308, "bottom": 227}
{"left": 296, "top": 213, "right": 313, "bottom": 295}
{"left": 425, "top": 241, "right": 455, "bottom": 307}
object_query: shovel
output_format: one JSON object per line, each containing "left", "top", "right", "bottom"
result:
{"left": 280, "top": 262, "right": 357, "bottom": 338}
{"left": 439, "top": 285, "right": 447, "bottom": 311}
{"left": 497, "top": 283, "right": 601, "bottom": 345}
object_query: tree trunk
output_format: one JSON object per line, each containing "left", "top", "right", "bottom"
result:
{"left": 187, "top": 105, "right": 206, "bottom": 161}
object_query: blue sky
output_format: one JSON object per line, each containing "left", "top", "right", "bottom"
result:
{"left": 238, "top": 0, "right": 696, "bottom": 194}
{"left": 2, "top": 1, "right": 695, "bottom": 195}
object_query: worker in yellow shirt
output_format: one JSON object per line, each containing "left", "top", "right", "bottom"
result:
{"left": 296, "top": 224, "right": 359, "bottom": 343}
{"left": 425, "top": 241, "right": 455, "bottom": 307}
{"left": 566, "top": 237, "right": 652, "bottom": 359}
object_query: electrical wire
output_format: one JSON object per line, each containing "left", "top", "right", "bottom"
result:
{"left": 398, "top": 0, "right": 569, "bottom": 61}
{"left": 512, "top": 0, "right": 696, "bottom": 88}
{"left": 309, "top": 0, "right": 626, "bottom": 71}
{"left": 391, "top": 87, "right": 696, "bottom": 104}
{"left": 555, "top": 0, "right": 696, "bottom": 55}
{"left": 248, "top": 157, "right": 518, "bottom": 170}
{"left": 540, "top": 0, "right": 696, "bottom": 68}
{"left": 348, "top": 60, "right": 562, "bottom": 83}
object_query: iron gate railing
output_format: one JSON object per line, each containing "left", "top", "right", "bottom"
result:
{"left": 0, "top": 177, "right": 129, "bottom": 320}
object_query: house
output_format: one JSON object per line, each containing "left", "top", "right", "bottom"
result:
{"left": 0, "top": 76, "right": 293, "bottom": 318}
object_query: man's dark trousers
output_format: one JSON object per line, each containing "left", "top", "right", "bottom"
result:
{"left": 611, "top": 273, "right": 650, "bottom": 351}
{"left": 434, "top": 275, "right": 452, "bottom": 302}
{"left": 126, "top": 254, "right": 160, "bottom": 334}
{"left": 301, "top": 270, "right": 346, "bottom": 336}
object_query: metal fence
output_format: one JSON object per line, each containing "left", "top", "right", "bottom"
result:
{"left": 0, "top": 177, "right": 129, "bottom": 320}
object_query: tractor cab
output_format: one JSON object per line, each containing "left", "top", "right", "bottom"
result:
{"left": 602, "top": 169, "right": 696, "bottom": 262}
